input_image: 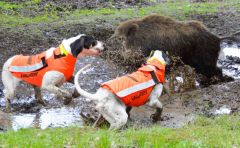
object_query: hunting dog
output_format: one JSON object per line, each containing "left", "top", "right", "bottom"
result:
{"left": 74, "top": 50, "right": 167, "bottom": 130}
{"left": 2, "top": 34, "right": 104, "bottom": 112}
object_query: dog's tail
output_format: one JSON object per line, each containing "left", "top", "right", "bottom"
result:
{"left": 74, "top": 64, "right": 98, "bottom": 101}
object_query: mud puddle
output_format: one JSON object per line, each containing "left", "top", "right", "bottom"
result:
{"left": 0, "top": 42, "right": 240, "bottom": 131}
{"left": 218, "top": 42, "right": 240, "bottom": 79}
{"left": 128, "top": 98, "right": 195, "bottom": 128}
{"left": 12, "top": 107, "right": 82, "bottom": 131}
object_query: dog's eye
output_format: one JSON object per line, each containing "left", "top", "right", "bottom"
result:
{"left": 92, "top": 40, "right": 97, "bottom": 47}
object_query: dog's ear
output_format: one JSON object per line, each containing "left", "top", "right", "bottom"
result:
{"left": 70, "top": 38, "right": 83, "bottom": 58}
{"left": 82, "top": 36, "right": 97, "bottom": 49}
{"left": 161, "top": 51, "right": 171, "bottom": 65}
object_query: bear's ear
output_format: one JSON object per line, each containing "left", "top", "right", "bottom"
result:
{"left": 127, "top": 23, "right": 139, "bottom": 37}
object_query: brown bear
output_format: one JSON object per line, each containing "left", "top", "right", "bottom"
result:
{"left": 112, "top": 14, "right": 232, "bottom": 80}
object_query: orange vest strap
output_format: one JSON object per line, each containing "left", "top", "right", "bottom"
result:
{"left": 150, "top": 71, "right": 160, "bottom": 84}
{"left": 138, "top": 65, "right": 154, "bottom": 72}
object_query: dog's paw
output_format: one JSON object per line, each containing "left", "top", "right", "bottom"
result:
{"left": 37, "top": 99, "right": 47, "bottom": 106}
{"left": 5, "top": 108, "right": 11, "bottom": 113}
{"left": 72, "top": 89, "right": 80, "bottom": 98}
{"left": 150, "top": 113, "right": 161, "bottom": 123}
{"left": 5, "top": 101, "right": 12, "bottom": 113}
{"left": 63, "top": 97, "right": 72, "bottom": 105}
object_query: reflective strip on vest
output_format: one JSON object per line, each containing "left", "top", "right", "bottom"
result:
{"left": 9, "top": 61, "right": 45, "bottom": 72}
{"left": 116, "top": 79, "right": 155, "bottom": 97}
{"left": 146, "top": 65, "right": 156, "bottom": 71}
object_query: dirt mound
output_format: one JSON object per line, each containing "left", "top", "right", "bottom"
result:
{"left": 103, "top": 36, "right": 146, "bottom": 72}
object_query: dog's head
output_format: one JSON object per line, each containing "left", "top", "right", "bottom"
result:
{"left": 147, "top": 50, "right": 170, "bottom": 65}
{"left": 62, "top": 34, "right": 104, "bottom": 58}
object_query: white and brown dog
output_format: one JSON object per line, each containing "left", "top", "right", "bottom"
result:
{"left": 2, "top": 34, "right": 104, "bottom": 112}
{"left": 74, "top": 50, "right": 167, "bottom": 130}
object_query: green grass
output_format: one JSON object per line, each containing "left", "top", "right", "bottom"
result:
{"left": 69, "top": 0, "right": 240, "bottom": 20}
{"left": 0, "top": 1, "right": 23, "bottom": 10}
{"left": 0, "top": 14, "right": 58, "bottom": 27}
{"left": 0, "top": 115, "right": 240, "bottom": 147}
{"left": 0, "top": 0, "right": 240, "bottom": 27}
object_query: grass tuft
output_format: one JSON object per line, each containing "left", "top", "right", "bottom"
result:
{"left": 2, "top": 115, "right": 239, "bottom": 147}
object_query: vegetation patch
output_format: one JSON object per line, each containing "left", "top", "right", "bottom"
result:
{"left": 0, "top": 115, "right": 240, "bottom": 147}
{"left": 1, "top": 0, "right": 240, "bottom": 28}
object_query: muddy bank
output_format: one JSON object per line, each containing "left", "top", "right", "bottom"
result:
{"left": 179, "top": 80, "right": 240, "bottom": 115}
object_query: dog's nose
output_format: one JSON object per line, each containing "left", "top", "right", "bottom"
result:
{"left": 102, "top": 43, "right": 107, "bottom": 51}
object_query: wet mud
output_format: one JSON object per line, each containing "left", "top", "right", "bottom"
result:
{"left": 0, "top": 43, "right": 239, "bottom": 130}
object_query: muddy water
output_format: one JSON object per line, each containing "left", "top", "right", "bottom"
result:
{"left": 0, "top": 43, "right": 239, "bottom": 130}
{"left": 12, "top": 107, "right": 83, "bottom": 130}
{"left": 218, "top": 43, "right": 240, "bottom": 79}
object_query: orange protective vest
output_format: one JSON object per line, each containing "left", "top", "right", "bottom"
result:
{"left": 9, "top": 45, "right": 77, "bottom": 87}
{"left": 101, "top": 59, "right": 165, "bottom": 107}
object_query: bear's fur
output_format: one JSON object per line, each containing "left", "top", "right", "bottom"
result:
{"left": 113, "top": 14, "right": 223, "bottom": 79}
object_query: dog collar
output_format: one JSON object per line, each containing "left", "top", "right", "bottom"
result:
{"left": 147, "top": 58, "right": 165, "bottom": 65}
{"left": 59, "top": 44, "right": 68, "bottom": 56}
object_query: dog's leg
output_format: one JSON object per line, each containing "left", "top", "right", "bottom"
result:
{"left": 67, "top": 75, "right": 80, "bottom": 98}
{"left": 95, "top": 102, "right": 116, "bottom": 128}
{"left": 2, "top": 61, "right": 19, "bottom": 112}
{"left": 33, "top": 86, "right": 46, "bottom": 106}
{"left": 92, "top": 114, "right": 102, "bottom": 128}
{"left": 4, "top": 90, "right": 13, "bottom": 113}
{"left": 42, "top": 71, "right": 72, "bottom": 105}
{"left": 100, "top": 98, "right": 128, "bottom": 130}
{"left": 110, "top": 106, "right": 128, "bottom": 130}
{"left": 147, "top": 84, "right": 163, "bottom": 122}
{"left": 43, "top": 85, "right": 72, "bottom": 105}
{"left": 92, "top": 114, "right": 105, "bottom": 128}
{"left": 150, "top": 107, "right": 163, "bottom": 123}
{"left": 126, "top": 106, "right": 132, "bottom": 119}
{"left": 72, "top": 88, "right": 80, "bottom": 98}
